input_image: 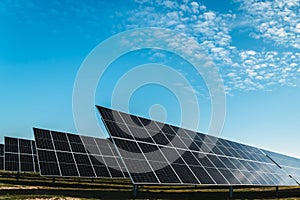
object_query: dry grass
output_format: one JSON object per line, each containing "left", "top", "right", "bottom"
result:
{"left": 0, "top": 171, "right": 300, "bottom": 199}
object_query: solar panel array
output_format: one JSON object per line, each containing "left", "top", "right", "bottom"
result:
{"left": 0, "top": 105, "right": 299, "bottom": 188}
{"left": 0, "top": 144, "right": 4, "bottom": 170}
{"left": 97, "top": 106, "right": 298, "bottom": 186}
{"left": 33, "top": 128, "right": 128, "bottom": 178}
{"left": 261, "top": 149, "right": 300, "bottom": 184}
{"left": 4, "top": 137, "right": 39, "bottom": 173}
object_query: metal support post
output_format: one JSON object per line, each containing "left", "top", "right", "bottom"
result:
{"left": 16, "top": 172, "right": 20, "bottom": 181}
{"left": 133, "top": 184, "right": 138, "bottom": 198}
{"left": 229, "top": 186, "right": 233, "bottom": 198}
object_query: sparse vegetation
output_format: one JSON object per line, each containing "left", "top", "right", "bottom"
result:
{"left": 0, "top": 171, "right": 300, "bottom": 199}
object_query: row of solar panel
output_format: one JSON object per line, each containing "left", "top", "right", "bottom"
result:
{"left": 97, "top": 106, "right": 300, "bottom": 186}
{"left": 0, "top": 138, "right": 39, "bottom": 172}
{"left": 0, "top": 131, "right": 129, "bottom": 179}
{"left": 33, "top": 128, "right": 128, "bottom": 178}
{"left": 102, "top": 110, "right": 270, "bottom": 165}
{"left": 1, "top": 106, "right": 300, "bottom": 187}
{"left": 103, "top": 119, "right": 271, "bottom": 164}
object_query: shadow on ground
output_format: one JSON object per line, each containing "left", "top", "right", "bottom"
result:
{"left": 1, "top": 187, "right": 300, "bottom": 199}
{"left": 1, "top": 173, "right": 300, "bottom": 199}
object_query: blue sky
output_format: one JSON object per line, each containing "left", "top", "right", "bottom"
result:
{"left": 0, "top": 0, "right": 300, "bottom": 157}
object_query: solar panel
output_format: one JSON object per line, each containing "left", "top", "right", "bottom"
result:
{"left": 261, "top": 149, "right": 300, "bottom": 184}
{"left": 33, "top": 128, "right": 128, "bottom": 178}
{"left": 0, "top": 144, "right": 4, "bottom": 170}
{"left": 4, "top": 137, "right": 39, "bottom": 173}
{"left": 97, "top": 106, "right": 298, "bottom": 186}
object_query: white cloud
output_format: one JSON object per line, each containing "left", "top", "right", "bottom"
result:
{"left": 235, "top": 0, "right": 300, "bottom": 49}
{"left": 203, "top": 12, "right": 216, "bottom": 21}
{"left": 190, "top": 1, "right": 199, "bottom": 8}
{"left": 296, "top": 23, "right": 300, "bottom": 32}
{"left": 162, "top": 0, "right": 178, "bottom": 9}
{"left": 246, "top": 50, "right": 256, "bottom": 56}
{"left": 279, "top": 79, "right": 286, "bottom": 83}
{"left": 120, "top": 0, "right": 300, "bottom": 94}
{"left": 227, "top": 72, "right": 236, "bottom": 77}
{"left": 190, "top": 1, "right": 199, "bottom": 13}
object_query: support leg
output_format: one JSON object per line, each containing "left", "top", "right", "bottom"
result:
{"left": 52, "top": 177, "right": 56, "bottom": 185}
{"left": 276, "top": 186, "right": 279, "bottom": 197}
{"left": 229, "top": 186, "right": 233, "bottom": 199}
{"left": 133, "top": 184, "right": 138, "bottom": 198}
{"left": 16, "top": 172, "right": 20, "bottom": 181}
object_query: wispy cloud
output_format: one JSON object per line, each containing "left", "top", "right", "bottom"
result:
{"left": 4, "top": 0, "right": 298, "bottom": 94}
{"left": 235, "top": 0, "right": 300, "bottom": 49}
{"left": 119, "top": 0, "right": 300, "bottom": 94}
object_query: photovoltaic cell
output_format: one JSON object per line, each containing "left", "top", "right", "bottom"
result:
{"left": 33, "top": 128, "right": 128, "bottom": 178}
{"left": 4, "top": 137, "right": 39, "bottom": 173}
{"left": 97, "top": 106, "right": 298, "bottom": 186}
